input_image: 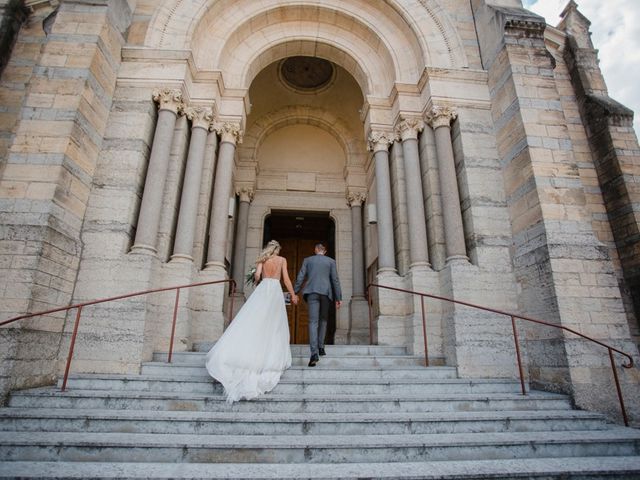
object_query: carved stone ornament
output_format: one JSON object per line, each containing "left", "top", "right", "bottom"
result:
{"left": 346, "top": 191, "right": 367, "bottom": 207}
{"left": 152, "top": 88, "right": 184, "bottom": 114}
{"left": 214, "top": 122, "right": 243, "bottom": 145}
{"left": 235, "top": 186, "right": 255, "bottom": 203}
{"left": 396, "top": 117, "right": 425, "bottom": 141}
{"left": 367, "top": 130, "right": 397, "bottom": 152}
{"left": 184, "top": 106, "right": 213, "bottom": 130}
{"left": 426, "top": 106, "right": 457, "bottom": 129}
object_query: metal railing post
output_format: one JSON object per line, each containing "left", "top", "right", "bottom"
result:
{"left": 421, "top": 296, "right": 429, "bottom": 367}
{"left": 167, "top": 288, "right": 181, "bottom": 364}
{"left": 61, "top": 306, "right": 83, "bottom": 392}
{"left": 609, "top": 348, "right": 629, "bottom": 426}
{"left": 510, "top": 315, "right": 526, "bottom": 396}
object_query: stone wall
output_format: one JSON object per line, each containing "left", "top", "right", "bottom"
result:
{"left": 473, "top": 1, "right": 640, "bottom": 422}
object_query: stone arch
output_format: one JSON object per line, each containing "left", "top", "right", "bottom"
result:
{"left": 240, "top": 105, "right": 367, "bottom": 170}
{"left": 144, "top": 0, "right": 468, "bottom": 94}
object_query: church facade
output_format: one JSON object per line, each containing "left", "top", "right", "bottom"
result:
{"left": 0, "top": 0, "right": 639, "bottom": 422}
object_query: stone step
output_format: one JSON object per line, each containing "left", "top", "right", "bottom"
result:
{"left": 9, "top": 388, "right": 572, "bottom": 413}
{"left": 193, "top": 343, "right": 409, "bottom": 356}
{"left": 56, "top": 373, "right": 527, "bottom": 395}
{"left": 0, "top": 408, "right": 608, "bottom": 436}
{"left": 2, "top": 457, "right": 640, "bottom": 479}
{"left": 139, "top": 363, "right": 457, "bottom": 378}
{"left": 151, "top": 353, "right": 429, "bottom": 368}
{"left": 2, "top": 429, "right": 639, "bottom": 463}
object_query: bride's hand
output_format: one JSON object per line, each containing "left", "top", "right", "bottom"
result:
{"left": 291, "top": 294, "right": 299, "bottom": 305}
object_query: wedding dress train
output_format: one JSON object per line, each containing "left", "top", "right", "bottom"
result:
{"left": 205, "top": 278, "right": 292, "bottom": 402}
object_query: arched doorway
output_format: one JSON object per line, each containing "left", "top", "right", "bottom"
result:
{"left": 263, "top": 211, "right": 336, "bottom": 344}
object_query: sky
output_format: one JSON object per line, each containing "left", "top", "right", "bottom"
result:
{"left": 522, "top": 0, "right": 640, "bottom": 134}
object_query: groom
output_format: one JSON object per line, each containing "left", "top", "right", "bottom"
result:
{"left": 294, "top": 243, "right": 342, "bottom": 367}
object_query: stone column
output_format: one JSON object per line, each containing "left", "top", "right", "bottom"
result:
{"left": 368, "top": 131, "right": 397, "bottom": 274}
{"left": 426, "top": 106, "right": 467, "bottom": 262}
{"left": 231, "top": 186, "right": 254, "bottom": 294}
{"left": 347, "top": 191, "right": 367, "bottom": 297}
{"left": 347, "top": 190, "right": 369, "bottom": 344}
{"left": 396, "top": 117, "right": 431, "bottom": 269}
{"left": 205, "top": 122, "right": 242, "bottom": 272}
{"left": 171, "top": 106, "right": 213, "bottom": 261}
{"left": 132, "top": 88, "right": 183, "bottom": 254}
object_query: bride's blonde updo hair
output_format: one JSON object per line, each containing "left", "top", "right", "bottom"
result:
{"left": 256, "top": 240, "right": 281, "bottom": 263}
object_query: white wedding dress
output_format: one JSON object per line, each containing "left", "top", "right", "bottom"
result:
{"left": 205, "top": 268, "right": 292, "bottom": 402}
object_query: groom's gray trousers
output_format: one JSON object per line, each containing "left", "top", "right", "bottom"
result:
{"left": 306, "top": 293, "right": 329, "bottom": 357}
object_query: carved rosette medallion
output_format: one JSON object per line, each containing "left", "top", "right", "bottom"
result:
{"left": 152, "top": 88, "right": 184, "bottom": 114}
{"left": 184, "top": 106, "right": 213, "bottom": 130}
{"left": 367, "top": 130, "right": 397, "bottom": 153}
{"left": 426, "top": 106, "right": 457, "bottom": 129}
{"left": 215, "top": 122, "right": 243, "bottom": 145}
{"left": 346, "top": 191, "right": 367, "bottom": 207}
{"left": 396, "top": 117, "right": 425, "bottom": 141}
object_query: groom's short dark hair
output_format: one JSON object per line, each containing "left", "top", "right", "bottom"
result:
{"left": 314, "top": 243, "right": 326, "bottom": 252}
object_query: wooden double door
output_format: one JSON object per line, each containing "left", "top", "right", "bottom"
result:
{"left": 279, "top": 238, "right": 317, "bottom": 344}
{"left": 264, "top": 212, "right": 335, "bottom": 344}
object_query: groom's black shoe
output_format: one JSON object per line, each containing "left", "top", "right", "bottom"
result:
{"left": 319, "top": 348, "right": 326, "bottom": 356}
{"left": 308, "top": 354, "right": 319, "bottom": 367}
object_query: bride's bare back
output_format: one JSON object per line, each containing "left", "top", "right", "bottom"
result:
{"left": 255, "top": 255, "right": 298, "bottom": 303}
{"left": 261, "top": 255, "right": 284, "bottom": 279}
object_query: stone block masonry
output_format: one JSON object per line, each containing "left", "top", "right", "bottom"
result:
{"left": 0, "top": 0, "right": 133, "bottom": 401}
{"left": 474, "top": 2, "right": 640, "bottom": 422}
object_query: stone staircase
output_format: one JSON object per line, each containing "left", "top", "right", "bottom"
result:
{"left": 1, "top": 345, "right": 639, "bottom": 479}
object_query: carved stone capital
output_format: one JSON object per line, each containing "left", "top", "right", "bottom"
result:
{"left": 152, "top": 88, "right": 184, "bottom": 115}
{"left": 235, "top": 186, "right": 255, "bottom": 203}
{"left": 367, "top": 130, "right": 397, "bottom": 153}
{"left": 346, "top": 190, "right": 367, "bottom": 207}
{"left": 184, "top": 106, "right": 213, "bottom": 130}
{"left": 214, "top": 122, "right": 243, "bottom": 145}
{"left": 426, "top": 106, "right": 457, "bottom": 129}
{"left": 396, "top": 117, "right": 425, "bottom": 141}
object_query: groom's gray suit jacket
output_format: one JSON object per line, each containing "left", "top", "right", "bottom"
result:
{"left": 293, "top": 254, "right": 342, "bottom": 302}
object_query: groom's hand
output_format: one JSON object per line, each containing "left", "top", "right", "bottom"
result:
{"left": 335, "top": 301, "right": 341, "bottom": 309}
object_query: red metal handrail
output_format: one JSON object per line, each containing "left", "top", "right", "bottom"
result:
{"left": 367, "top": 282, "right": 634, "bottom": 426}
{"left": 1, "top": 279, "right": 237, "bottom": 391}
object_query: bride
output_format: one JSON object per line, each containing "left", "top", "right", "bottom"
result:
{"left": 205, "top": 240, "right": 299, "bottom": 402}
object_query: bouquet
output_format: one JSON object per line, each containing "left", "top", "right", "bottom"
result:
{"left": 245, "top": 266, "right": 258, "bottom": 287}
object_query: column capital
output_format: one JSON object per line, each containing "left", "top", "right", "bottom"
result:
{"left": 184, "top": 106, "right": 213, "bottom": 130}
{"left": 152, "top": 88, "right": 184, "bottom": 115}
{"left": 346, "top": 190, "right": 367, "bottom": 207}
{"left": 426, "top": 106, "right": 457, "bottom": 129}
{"left": 367, "top": 130, "right": 397, "bottom": 153}
{"left": 235, "top": 186, "right": 255, "bottom": 203}
{"left": 395, "top": 117, "right": 425, "bottom": 141}
{"left": 214, "top": 122, "right": 243, "bottom": 145}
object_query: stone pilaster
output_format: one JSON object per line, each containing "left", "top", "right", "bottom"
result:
{"left": 131, "top": 88, "right": 184, "bottom": 254}
{"left": 347, "top": 190, "right": 369, "bottom": 344}
{"left": 205, "top": 122, "right": 242, "bottom": 273}
{"left": 367, "top": 130, "right": 407, "bottom": 347}
{"left": 426, "top": 106, "right": 467, "bottom": 263}
{"left": 230, "top": 186, "right": 254, "bottom": 296}
{"left": 367, "top": 130, "right": 397, "bottom": 274}
{"left": 396, "top": 116, "right": 430, "bottom": 269}
{"left": 171, "top": 106, "right": 213, "bottom": 262}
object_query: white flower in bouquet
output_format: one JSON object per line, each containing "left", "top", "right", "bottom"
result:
{"left": 245, "top": 266, "right": 257, "bottom": 286}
